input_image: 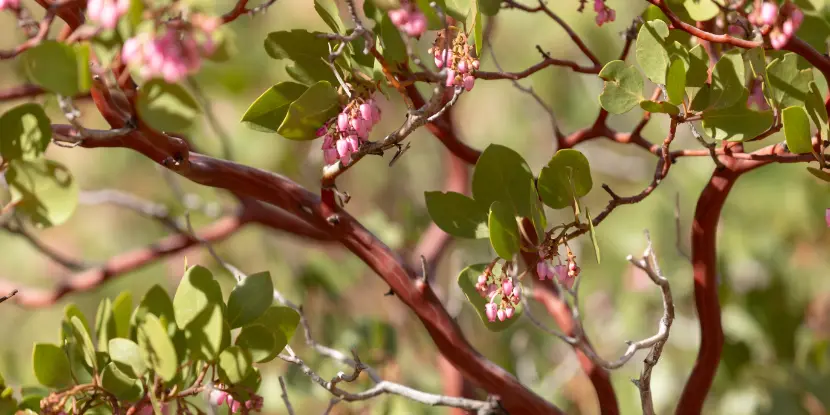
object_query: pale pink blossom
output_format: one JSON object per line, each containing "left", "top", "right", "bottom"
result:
{"left": 504, "top": 306, "right": 515, "bottom": 319}
{"left": 485, "top": 303, "right": 497, "bottom": 322}
{"left": 760, "top": 2, "right": 778, "bottom": 26}
{"left": 0, "top": 0, "right": 20, "bottom": 10}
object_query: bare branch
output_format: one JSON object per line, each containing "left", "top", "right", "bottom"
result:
{"left": 278, "top": 376, "right": 294, "bottom": 415}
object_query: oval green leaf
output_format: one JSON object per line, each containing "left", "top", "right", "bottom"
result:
{"left": 240, "top": 82, "right": 308, "bottom": 133}
{"left": 488, "top": 201, "right": 520, "bottom": 260}
{"left": 32, "top": 343, "right": 72, "bottom": 388}
{"left": 70, "top": 316, "right": 97, "bottom": 372}
{"left": 666, "top": 59, "right": 687, "bottom": 105}
{"left": 227, "top": 271, "right": 274, "bottom": 329}
{"left": 137, "top": 314, "right": 178, "bottom": 382}
{"left": 783, "top": 106, "right": 813, "bottom": 154}
{"left": 108, "top": 338, "right": 146, "bottom": 378}
{"left": 277, "top": 81, "right": 341, "bottom": 141}
{"left": 0, "top": 103, "right": 52, "bottom": 162}
{"left": 112, "top": 291, "right": 133, "bottom": 339}
{"left": 95, "top": 298, "right": 117, "bottom": 353}
{"left": 471, "top": 144, "right": 534, "bottom": 219}
{"left": 537, "top": 149, "right": 593, "bottom": 210}
{"left": 173, "top": 265, "right": 223, "bottom": 329}
{"left": 252, "top": 305, "right": 300, "bottom": 347}
{"left": 598, "top": 60, "right": 644, "bottom": 114}
{"left": 235, "top": 324, "right": 279, "bottom": 363}
{"left": 6, "top": 158, "right": 79, "bottom": 228}
{"left": 136, "top": 79, "right": 201, "bottom": 134}
{"left": 636, "top": 20, "right": 671, "bottom": 84}
{"left": 21, "top": 41, "right": 87, "bottom": 96}
{"left": 217, "top": 346, "right": 253, "bottom": 384}
{"left": 184, "top": 303, "right": 225, "bottom": 361}
{"left": 424, "top": 191, "right": 489, "bottom": 239}
{"left": 100, "top": 362, "right": 141, "bottom": 400}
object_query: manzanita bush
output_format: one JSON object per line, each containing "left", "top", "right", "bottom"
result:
{"left": 0, "top": 0, "right": 829, "bottom": 413}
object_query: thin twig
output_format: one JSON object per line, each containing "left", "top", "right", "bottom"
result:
{"left": 278, "top": 376, "right": 294, "bottom": 415}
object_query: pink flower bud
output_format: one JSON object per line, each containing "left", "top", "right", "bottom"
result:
{"left": 782, "top": 19, "right": 795, "bottom": 36}
{"left": 122, "top": 38, "right": 141, "bottom": 63}
{"left": 478, "top": 274, "right": 487, "bottom": 284}
{"left": 370, "top": 104, "right": 381, "bottom": 125}
{"left": 504, "top": 306, "right": 515, "bottom": 319}
{"left": 462, "top": 75, "right": 475, "bottom": 91}
{"left": 323, "top": 148, "right": 338, "bottom": 165}
{"left": 336, "top": 139, "right": 351, "bottom": 160}
{"left": 554, "top": 265, "right": 568, "bottom": 282}
{"left": 316, "top": 126, "right": 327, "bottom": 137}
{"left": 596, "top": 9, "right": 608, "bottom": 26}
{"left": 760, "top": 2, "right": 778, "bottom": 26}
{"left": 502, "top": 279, "right": 513, "bottom": 295}
{"left": 359, "top": 103, "right": 372, "bottom": 121}
{"left": 497, "top": 309, "right": 506, "bottom": 321}
{"left": 536, "top": 261, "right": 549, "bottom": 280}
{"left": 322, "top": 134, "right": 334, "bottom": 149}
{"left": 471, "top": 59, "right": 480, "bottom": 70}
{"left": 512, "top": 286, "right": 520, "bottom": 298}
{"left": 101, "top": 3, "right": 120, "bottom": 28}
{"left": 485, "top": 303, "right": 497, "bottom": 322}
{"left": 389, "top": 9, "right": 409, "bottom": 26}
{"left": 346, "top": 135, "right": 360, "bottom": 152}
{"left": 231, "top": 399, "right": 242, "bottom": 413}
{"left": 403, "top": 13, "right": 427, "bottom": 37}
{"left": 458, "top": 60, "right": 468, "bottom": 74}
{"left": 87, "top": 0, "right": 103, "bottom": 21}
{"left": 435, "top": 56, "right": 444, "bottom": 68}
{"left": 445, "top": 69, "right": 456, "bottom": 87}
{"left": 607, "top": 8, "right": 615, "bottom": 22}
{"left": 791, "top": 8, "right": 804, "bottom": 29}
{"left": 337, "top": 113, "right": 349, "bottom": 132}
{"left": 594, "top": 0, "right": 604, "bottom": 12}
{"left": 209, "top": 390, "right": 228, "bottom": 406}
{"left": 770, "top": 31, "right": 787, "bottom": 49}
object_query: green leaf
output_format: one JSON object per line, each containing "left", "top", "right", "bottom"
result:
{"left": 807, "top": 167, "right": 830, "bottom": 182}
{"left": 252, "top": 306, "right": 300, "bottom": 347}
{"left": 805, "top": 81, "right": 828, "bottom": 136}
{"left": 136, "top": 80, "right": 201, "bottom": 134}
{"left": 203, "top": 28, "right": 236, "bottom": 62}
{"left": 95, "top": 298, "right": 117, "bottom": 353}
{"left": 235, "top": 324, "right": 278, "bottom": 363}
{"left": 746, "top": 47, "right": 767, "bottom": 80}
{"left": 240, "top": 82, "right": 308, "bottom": 133}
{"left": 17, "top": 394, "right": 43, "bottom": 412}
{"left": 227, "top": 272, "right": 274, "bottom": 329}
{"left": 684, "top": 44, "right": 709, "bottom": 102}
{"left": 598, "top": 60, "right": 644, "bottom": 114}
{"left": 112, "top": 291, "right": 133, "bottom": 339}
{"left": 70, "top": 316, "right": 97, "bottom": 372}
{"left": 314, "top": 0, "right": 343, "bottom": 33}
{"left": 91, "top": 30, "right": 123, "bottom": 68}
{"left": 379, "top": 14, "right": 407, "bottom": 64}
{"left": 586, "top": 207, "right": 601, "bottom": 264}
{"left": 100, "top": 362, "right": 141, "bottom": 400}
{"left": 471, "top": 144, "right": 534, "bottom": 219}
{"left": 473, "top": 2, "right": 483, "bottom": 55}
{"left": 64, "top": 342, "right": 93, "bottom": 385}
{"left": 74, "top": 43, "right": 91, "bottom": 94}
{"left": 173, "top": 265, "right": 223, "bottom": 329}
{"left": 537, "top": 149, "right": 593, "bottom": 209}
{"left": 63, "top": 304, "right": 89, "bottom": 342}
{"left": 424, "top": 191, "right": 489, "bottom": 239}
{"left": 32, "top": 343, "right": 72, "bottom": 388}
{"left": 137, "top": 314, "right": 178, "bottom": 382}
{"left": 116, "top": 0, "right": 143, "bottom": 39}
{"left": 639, "top": 100, "right": 681, "bottom": 115}
{"left": 217, "top": 346, "right": 253, "bottom": 384}
{"left": 264, "top": 30, "right": 338, "bottom": 85}
{"left": 131, "top": 285, "right": 176, "bottom": 339}
{"left": 184, "top": 303, "right": 225, "bottom": 361}
{"left": 783, "top": 106, "right": 813, "bottom": 154}
{"left": 21, "top": 41, "right": 88, "bottom": 96}
{"left": 666, "top": 58, "right": 687, "bottom": 105}
{"left": 701, "top": 98, "right": 774, "bottom": 141}
{"left": 6, "top": 158, "right": 78, "bottom": 228}
{"left": 277, "top": 81, "right": 340, "bottom": 141}
{"left": 528, "top": 179, "right": 546, "bottom": 245}
{"left": 708, "top": 49, "right": 745, "bottom": 110}
{"left": 636, "top": 20, "right": 671, "bottom": 84}
{"left": 766, "top": 53, "right": 813, "bottom": 109}
{"left": 456, "top": 263, "right": 523, "bottom": 331}
{"left": 488, "top": 201, "right": 520, "bottom": 259}
{"left": 108, "top": 338, "right": 146, "bottom": 378}
{"left": 0, "top": 103, "right": 51, "bottom": 162}
{"left": 684, "top": 0, "right": 721, "bottom": 21}
{"left": 796, "top": 12, "right": 830, "bottom": 56}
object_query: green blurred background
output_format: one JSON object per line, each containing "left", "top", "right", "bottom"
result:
{"left": 2, "top": 0, "right": 830, "bottom": 413}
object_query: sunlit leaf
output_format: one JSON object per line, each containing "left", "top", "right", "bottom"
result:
{"left": 0, "top": 103, "right": 51, "bottom": 162}
{"left": 32, "top": 343, "right": 72, "bottom": 388}
{"left": 767, "top": 53, "right": 813, "bottom": 109}
{"left": 217, "top": 346, "right": 253, "bottom": 384}
{"left": 6, "top": 159, "right": 78, "bottom": 228}
{"left": 277, "top": 81, "right": 340, "bottom": 141}
{"left": 235, "top": 324, "right": 277, "bottom": 363}
{"left": 488, "top": 201, "right": 519, "bottom": 259}
{"left": 636, "top": 20, "right": 671, "bottom": 84}
{"left": 598, "top": 60, "right": 644, "bottom": 114}
{"left": 424, "top": 191, "right": 489, "bottom": 239}
{"left": 136, "top": 80, "right": 201, "bottom": 134}
{"left": 472, "top": 144, "right": 534, "bottom": 219}
{"left": 21, "top": 41, "right": 89, "bottom": 96}
{"left": 782, "top": 106, "right": 813, "bottom": 154}
{"left": 537, "top": 149, "right": 593, "bottom": 209}
{"left": 137, "top": 314, "right": 178, "bottom": 382}
{"left": 240, "top": 82, "right": 308, "bottom": 133}
{"left": 666, "top": 58, "right": 687, "bottom": 105}
{"left": 227, "top": 272, "right": 274, "bottom": 329}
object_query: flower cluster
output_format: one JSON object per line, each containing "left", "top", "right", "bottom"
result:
{"left": 536, "top": 251, "right": 580, "bottom": 290}
{"left": 593, "top": 0, "right": 616, "bottom": 26}
{"left": 752, "top": 1, "right": 804, "bottom": 49}
{"left": 320, "top": 97, "right": 382, "bottom": 166}
{"left": 0, "top": 0, "right": 18, "bottom": 10}
{"left": 86, "top": 0, "right": 130, "bottom": 29}
{"left": 429, "top": 29, "right": 480, "bottom": 91}
{"left": 209, "top": 387, "right": 264, "bottom": 413}
{"left": 122, "top": 19, "right": 219, "bottom": 83}
{"left": 475, "top": 269, "right": 520, "bottom": 322}
{"left": 388, "top": 1, "right": 427, "bottom": 37}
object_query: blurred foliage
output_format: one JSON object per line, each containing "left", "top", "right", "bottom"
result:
{"left": 1, "top": 0, "right": 830, "bottom": 413}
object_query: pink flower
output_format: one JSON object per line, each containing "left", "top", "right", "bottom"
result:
{"left": 458, "top": 60, "right": 468, "bottom": 74}
{"left": 389, "top": 9, "right": 409, "bottom": 26}
{"left": 316, "top": 126, "right": 327, "bottom": 137}
{"left": 463, "top": 76, "right": 475, "bottom": 91}
{"left": 477, "top": 274, "right": 487, "bottom": 284}
{"left": 782, "top": 19, "right": 795, "bottom": 36}
{"left": 435, "top": 55, "right": 444, "bottom": 68}
{"left": 594, "top": 0, "right": 604, "bottom": 12}
{"left": 0, "top": 0, "right": 19, "bottom": 9}
{"left": 536, "top": 261, "right": 550, "bottom": 280}
{"left": 791, "top": 8, "right": 804, "bottom": 29}
{"left": 445, "top": 69, "right": 456, "bottom": 87}
{"left": 511, "top": 286, "right": 520, "bottom": 298}
{"left": 337, "top": 113, "right": 349, "bottom": 131}
{"left": 760, "top": 2, "right": 778, "bottom": 26}
{"left": 209, "top": 390, "right": 228, "bottom": 406}
{"left": 324, "top": 148, "right": 338, "bottom": 165}
{"left": 497, "top": 309, "right": 506, "bottom": 321}
{"left": 504, "top": 306, "right": 515, "bottom": 319}
{"left": 471, "top": 59, "right": 480, "bottom": 70}
{"left": 770, "top": 30, "right": 788, "bottom": 49}
{"left": 336, "top": 139, "right": 352, "bottom": 165}
{"left": 553, "top": 265, "right": 568, "bottom": 282}
{"left": 231, "top": 399, "right": 242, "bottom": 413}
{"left": 346, "top": 135, "right": 360, "bottom": 153}
{"left": 359, "top": 103, "right": 372, "bottom": 121}
{"left": 485, "top": 303, "right": 497, "bottom": 322}
{"left": 121, "top": 29, "right": 210, "bottom": 82}
{"left": 502, "top": 279, "right": 513, "bottom": 296}
{"left": 403, "top": 12, "right": 427, "bottom": 37}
